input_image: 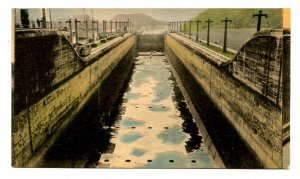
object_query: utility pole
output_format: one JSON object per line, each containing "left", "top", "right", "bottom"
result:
{"left": 183, "top": 21, "right": 186, "bottom": 36}
{"left": 189, "top": 20, "right": 192, "bottom": 39}
{"left": 123, "top": 21, "right": 126, "bottom": 34}
{"left": 115, "top": 21, "right": 118, "bottom": 34}
{"left": 129, "top": 21, "right": 131, "bottom": 32}
{"left": 42, "top": 8, "right": 46, "bottom": 28}
{"left": 173, "top": 21, "right": 176, "bottom": 32}
{"left": 74, "top": 18, "right": 81, "bottom": 44}
{"left": 92, "top": 19, "right": 97, "bottom": 42}
{"left": 66, "top": 19, "right": 72, "bottom": 42}
{"left": 84, "top": 20, "right": 88, "bottom": 42}
{"left": 30, "top": 20, "right": 35, "bottom": 28}
{"left": 58, "top": 21, "right": 62, "bottom": 29}
{"left": 127, "top": 18, "right": 130, "bottom": 33}
{"left": 196, "top": 20, "right": 201, "bottom": 41}
{"left": 103, "top": 20, "right": 106, "bottom": 37}
{"left": 49, "top": 8, "right": 52, "bottom": 29}
{"left": 253, "top": 10, "right": 268, "bottom": 31}
{"left": 221, "top": 18, "right": 232, "bottom": 52}
{"left": 96, "top": 20, "right": 99, "bottom": 39}
{"left": 20, "top": 9, "right": 30, "bottom": 28}
{"left": 118, "top": 21, "right": 122, "bottom": 33}
{"left": 179, "top": 21, "right": 181, "bottom": 33}
{"left": 205, "top": 19, "right": 213, "bottom": 46}
{"left": 110, "top": 20, "right": 112, "bottom": 35}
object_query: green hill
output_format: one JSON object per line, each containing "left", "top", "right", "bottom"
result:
{"left": 192, "top": 9, "right": 283, "bottom": 29}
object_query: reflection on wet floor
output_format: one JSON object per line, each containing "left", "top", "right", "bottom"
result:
{"left": 98, "top": 53, "right": 215, "bottom": 168}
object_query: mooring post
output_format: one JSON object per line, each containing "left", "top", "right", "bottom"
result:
{"left": 221, "top": 17, "right": 231, "bottom": 52}
{"left": 196, "top": 20, "right": 201, "bottom": 42}
{"left": 205, "top": 19, "right": 213, "bottom": 46}
{"left": 253, "top": 10, "right": 268, "bottom": 31}
{"left": 74, "top": 18, "right": 81, "bottom": 45}
{"left": 66, "top": 19, "right": 72, "bottom": 42}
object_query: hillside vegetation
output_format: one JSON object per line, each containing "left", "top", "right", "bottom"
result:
{"left": 192, "top": 9, "right": 283, "bottom": 29}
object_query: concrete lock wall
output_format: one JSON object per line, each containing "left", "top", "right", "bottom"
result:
{"left": 12, "top": 30, "right": 135, "bottom": 167}
{"left": 165, "top": 34, "right": 283, "bottom": 168}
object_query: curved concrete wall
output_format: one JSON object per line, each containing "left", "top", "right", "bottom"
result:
{"left": 166, "top": 31, "right": 288, "bottom": 168}
{"left": 12, "top": 30, "right": 135, "bottom": 167}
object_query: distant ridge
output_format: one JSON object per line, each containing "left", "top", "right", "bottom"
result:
{"left": 111, "top": 13, "right": 167, "bottom": 28}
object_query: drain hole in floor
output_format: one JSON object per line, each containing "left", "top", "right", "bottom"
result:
{"left": 169, "top": 160, "right": 174, "bottom": 163}
{"left": 125, "top": 160, "right": 131, "bottom": 162}
{"left": 164, "top": 127, "right": 168, "bottom": 129}
{"left": 148, "top": 127, "right": 152, "bottom": 129}
{"left": 131, "top": 127, "right": 136, "bottom": 129}
{"left": 104, "top": 159, "right": 109, "bottom": 162}
{"left": 148, "top": 106, "right": 152, "bottom": 108}
{"left": 191, "top": 160, "right": 196, "bottom": 163}
{"left": 147, "top": 160, "right": 152, "bottom": 162}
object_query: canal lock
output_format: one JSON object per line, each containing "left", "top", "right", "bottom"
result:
{"left": 41, "top": 33, "right": 262, "bottom": 168}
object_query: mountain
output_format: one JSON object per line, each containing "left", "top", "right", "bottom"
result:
{"left": 111, "top": 13, "right": 167, "bottom": 28}
{"left": 193, "top": 9, "right": 283, "bottom": 29}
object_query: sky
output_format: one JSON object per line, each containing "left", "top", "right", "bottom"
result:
{"left": 15, "top": 8, "right": 205, "bottom": 22}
